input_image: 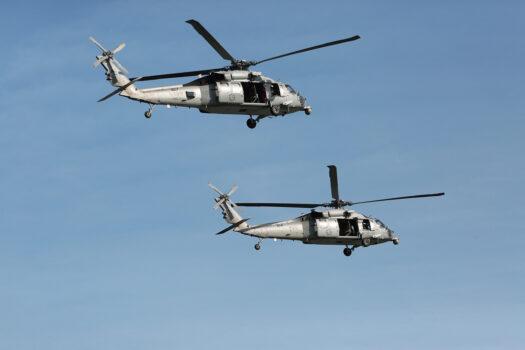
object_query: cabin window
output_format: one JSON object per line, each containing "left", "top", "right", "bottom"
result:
{"left": 362, "top": 219, "right": 371, "bottom": 230}
{"left": 186, "top": 91, "right": 196, "bottom": 99}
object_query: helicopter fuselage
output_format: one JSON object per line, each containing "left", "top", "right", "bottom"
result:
{"left": 121, "top": 70, "right": 310, "bottom": 118}
{"left": 239, "top": 209, "right": 398, "bottom": 248}
{"left": 93, "top": 19, "right": 358, "bottom": 127}
{"left": 210, "top": 164, "right": 442, "bottom": 255}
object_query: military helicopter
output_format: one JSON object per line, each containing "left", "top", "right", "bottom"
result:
{"left": 210, "top": 165, "right": 444, "bottom": 256}
{"left": 90, "top": 19, "right": 360, "bottom": 128}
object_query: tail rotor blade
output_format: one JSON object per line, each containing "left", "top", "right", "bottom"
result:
{"left": 93, "top": 56, "right": 107, "bottom": 68}
{"left": 214, "top": 197, "right": 227, "bottom": 210}
{"left": 89, "top": 36, "right": 107, "bottom": 52}
{"left": 112, "top": 42, "right": 126, "bottom": 54}
{"left": 208, "top": 182, "right": 224, "bottom": 196}
{"left": 227, "top": 185, "right": 238, "bottom": 197}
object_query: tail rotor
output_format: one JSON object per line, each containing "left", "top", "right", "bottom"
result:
{"left": 89, "top": 36, "right": 128, "bottom": 74}
{"left": 208, "top": 182, "right": 238, "bottom": 209}
{"left": 209, "top": 183, "right": 249, "bottom": 235}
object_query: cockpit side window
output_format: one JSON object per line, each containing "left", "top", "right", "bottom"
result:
{"left": 271, "top": 83, "right": 281, "bottom": 96}
{"left": 285, "top": 84, "right": 296, "bottom": 93}
{"left": 362, "top": 219, "right": 371, "bottom": 230}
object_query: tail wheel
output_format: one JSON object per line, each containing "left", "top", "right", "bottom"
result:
{"left": 144, "top": 110, "right": 152, "bottom": 119}
{"left": 254, "top": 243, "right": 261, "bottom": 251}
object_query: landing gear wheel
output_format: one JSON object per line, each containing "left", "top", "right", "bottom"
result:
{"left": 270, "top": 104, "right": 280, "bottom": 116}
{"left": 246, "top": 118, "right": 257, "bottom": 129}
{"left": 144, "top": 110, "right": 152, "bottom": 119}
{"left": 254, "top": 243, "right": 261, "bottom": 251}
{"left": 343, "top": 247, "right": 352, "bottom": 257}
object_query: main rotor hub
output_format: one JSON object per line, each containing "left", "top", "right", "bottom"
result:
{"left": 230, "top": 59, "right": 256, "bottom": 70}
{"left": 328, "top": 199, "right": 351, "bottom": 208}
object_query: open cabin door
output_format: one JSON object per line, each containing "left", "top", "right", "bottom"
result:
{"left": 337, "top": 218, "right": 359, "bottom": 237}
{"left": 241, "top": 82, "right": 267, "bottom": 104}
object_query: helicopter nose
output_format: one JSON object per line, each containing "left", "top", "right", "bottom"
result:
{"left": 299, "top": 94, "right": 306, "bottom": 106}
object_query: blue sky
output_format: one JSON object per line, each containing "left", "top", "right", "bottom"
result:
{"left": 1, "top": 1, "right": 524, "bottom": 349}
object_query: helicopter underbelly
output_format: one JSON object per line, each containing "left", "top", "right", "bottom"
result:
{"left": 303, "top": 237, "right": 361, "bottom": 246}
{"left": 199, "top": 103, "right": 303, "bottom": 117}
{"left": 200, "top": 104, "right": 272, "bottom": 116}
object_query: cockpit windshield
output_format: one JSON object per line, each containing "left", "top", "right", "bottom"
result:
{"left": 372, "top": 217, "right": 393, "bottom": 233}
{"left": 285, "top": 84, "right": 296, "bottom": 93}
{"left": 373, "top": 218, "right": 386, "bottom": 228}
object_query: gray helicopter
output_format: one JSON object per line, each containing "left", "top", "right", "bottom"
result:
{"left": 210, "top": 165, "right": 444, "bottom": 256}
{"left": 91, "top": 19, "right": 360, "bottom": 128}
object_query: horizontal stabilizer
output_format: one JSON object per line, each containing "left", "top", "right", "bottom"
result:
{"left": 215, "top": 218, "right": 250, "bottom": 235}
{"left": 98, "top": 77, "right": 142, "bottom": 102}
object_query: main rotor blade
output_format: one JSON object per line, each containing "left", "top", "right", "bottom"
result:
{"left": 351, "top": 192, "right": 445, "bottom": 205}
{"left": 186, "top": 19, "right": 236, "bottom": 62}
{"left": 129, "top": 68, "right": 223, "bottom": 82}
{"left": 327, "top": 165, "right": 340, "bottom": 202}
{"left": 89, "top": 36, "right": 107, "bottom": 52}
{"left": 253, "top": 35, "right": 360, "bottom": 66}
{"left": 236, "top": 202, "right": 321, "bottom": 209}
